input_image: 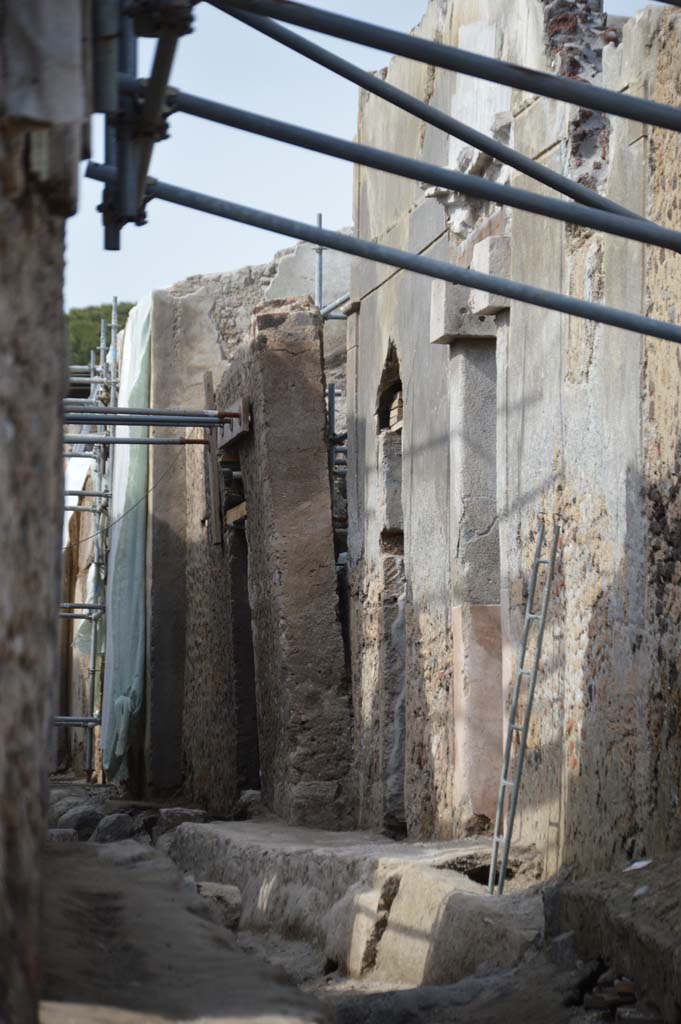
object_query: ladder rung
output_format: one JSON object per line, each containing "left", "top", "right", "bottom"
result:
{"left": 537, "top": 558, "right": 550, "bottom": 564}
{"left": 502, "top": 779, "right": 514, "bottom": 788}
{"left": 511, "top": 724, "right": 523, "bottom": 732}
{"left": 518, "top": 669, "right": 532, "bottom": 675}
{"left": 527, "top": 613, "right": 541, "bottom": 620}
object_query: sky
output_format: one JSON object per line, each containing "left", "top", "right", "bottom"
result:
{"left": 64, "top": 0, "right": 670, "bottom": 310}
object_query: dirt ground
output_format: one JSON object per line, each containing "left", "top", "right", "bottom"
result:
{"left": 39, "top": 841, "right": 330, "bottom": 1024}
{"left": 37, "top": 838, "right": 633, "bottom": 1024}
{"left": 237, "top": 930, "right": 606, "bottom": 1024}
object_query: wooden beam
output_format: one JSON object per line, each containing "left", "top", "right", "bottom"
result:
{"left": 225, "top": 501, "right": 247, "bottom": 526}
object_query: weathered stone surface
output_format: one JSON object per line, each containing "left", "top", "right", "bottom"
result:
{"left": 95, "top": 839, "right": 158, "bottom": 867}
{"left": 557, "top": 851, "right": 681, "bottom": 1024}
{"left": 349, "top": 0, "right": 681, "bottom": 871}
{"left": 170, "top": 819, "right": 539, "bottom": 985}
{"left": 47, "top": 796, "right": 82, "bottom": 828}
{"left": 155, "top": 832, "right": 176, "bottom": 857}
{"left": 197, "top": 881, "right": 242, "bottom": 931}
{"left": 429, "top": 281, "right": 497, "bottom": 345}
{"left": 47, "top": 829, "right": 79, "bottom": 844}
{"left": 57, "top": 804, "right": 103, "bottom": 841}
{"left": 41, "top": 843, "right": 332, "bottom": 1023}
{"left": 372, "top": 864, "right": 541, "bottom": 986}
{"left": 145, "top": 242, "right": 350, "bottom": 804}
{"left": 216, "top": 297, "right": 354, "bottom": 829}
{"left": 0, "top": 10, "right": 87, "bottom": 1017}
{"left": 153, "top": 807, "right": 208, "bottom": 840}
{"left": 90, "top": 812, "right": 134, "bottom": 844}
{"left": 467, "top": 235, "right": 511, "bottom": 315}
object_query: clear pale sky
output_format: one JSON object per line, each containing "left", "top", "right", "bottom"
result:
{"left": 64, "top": 0, "right": 669, "bottom": 309}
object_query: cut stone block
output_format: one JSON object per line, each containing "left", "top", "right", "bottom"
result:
{"left": 430, "top": 280, "right": 497, "bottom": 345}
{"left": 468, "top": 236, "right": 511, "bottom": 315}
{"left": 47, "top": 829, "right": 79, "bottom": 844}
{"left": 153, "top": 807, "right": 208, "bottom": 841}
{"left": 452, "top": 603, "right": 502, "bottom": 833}
{"left": 378, "top": 431, "right": 403, "bottom": 534}
{"left": 197, "top": 881, "right": 242, "bottom": 931}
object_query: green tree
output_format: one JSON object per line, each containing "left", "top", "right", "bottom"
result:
{"left": 66, "top": 303, "right": 134, "bottom": 365}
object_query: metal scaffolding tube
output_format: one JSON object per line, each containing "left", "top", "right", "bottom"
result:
{"left": 65, "top": 490, "right": 111, "bottom": 498}
{"left": 321, "top": 291, "right": 351, "bottom": 317}
{"left": 64, "top": 505, "right": 100, "bottom": 512}
{"left": 110, "top": 296, "right": 119, "bottom": 408}
{"left": 59, "top": 612, "right": 100, "bottom": 620}
{"left": 227, "top": 9, "right": 644, "bottom": 223}
{"left": 54, "top": 716, "right": 101, "bottom": 728}
{"left": 213, "top": 0, "right": 681, "bottom": 133}
{"left": 64, "top": 452, "right": 98, "bottom": 459}
{"left": 315, "top": 212, "right": 324, "bottom": 307}
{"left": 64, "top": 403, "right": 239, "bottom": 419}
{"left": 122, "top": 78, "right": 681, "bottom": 254}
{"left": 61, "top": 603, "right": 106, "bottom": 611}
{"left": 117, "top": 10, "right": 139, "bottom": 223}
{"left": 65, "top": 414, "right": 229, "bottom": 427}
{"left": 93, "top": 0, "right": 120, "bottom": 113}
{"left": 136, "top": 28, "right": 180, "bottom": 204}
{"left": 64, "top": 433, "right": 208, "bottom": 445}
{"left": 86, "top": 162, "right": 681, "bottom": 345}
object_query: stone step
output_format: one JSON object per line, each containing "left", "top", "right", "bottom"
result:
{"left": 169, "top": 819, "right": 542, "bottom": 986}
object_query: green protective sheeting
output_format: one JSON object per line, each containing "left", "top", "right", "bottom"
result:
{"left": 101, "top": 295, "right": 151, "bottom": 782}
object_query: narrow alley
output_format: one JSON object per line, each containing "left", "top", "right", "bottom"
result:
{"left": 3, "top": 1, "right": 681, "bottom": 1023}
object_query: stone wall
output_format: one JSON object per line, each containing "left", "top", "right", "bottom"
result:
{"left": 145, "top": 241, "right": 350, "bottom": 801}
{"left": 500, "top": 5, "right": 681, "bottom": 876}
{"left": 348, "top": 0, "right": 681, "bottom": 871}
{"left": 216, "top": 298, "right": 354, "bottom": 828}
{"left": 0, "top": 2, "right": 87, "bottom": 1018}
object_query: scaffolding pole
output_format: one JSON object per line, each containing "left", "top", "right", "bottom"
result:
{"left": 213, "top": 0, "right": 681, "bottom": 133}
{"left": 119, "top": 75, "right": 681, "bottom": 254}
{"left": 223, "top": 9, "right": 647, "bottom": 223}
{"left": 59, "top": 300, "right": 120, "bottom": 775}
{"left": 86, "top": 163, "right": 681, "bottom": 345}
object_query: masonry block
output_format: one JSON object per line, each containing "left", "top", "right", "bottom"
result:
{"left": 430, "top": 279, "right": 497, "bottom": 345}
{"left": 468, "top": 236, "right": 511, "bottom": 315}
{"left": 452, "top": 603, "right": 503, "bottom": 834}
{"left": 378, "top": 431, "right": 403, "bottom": 533}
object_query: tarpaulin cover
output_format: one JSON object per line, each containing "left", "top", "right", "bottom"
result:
{"left": 101, "top": 296, "right": 152, "bottom": 782}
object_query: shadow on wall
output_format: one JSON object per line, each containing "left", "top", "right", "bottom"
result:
{"left": 353, "top": 381, "right": 681, "bottom": 875}
{"left": 507, "top": 463, "right": 681, "bottom": 877}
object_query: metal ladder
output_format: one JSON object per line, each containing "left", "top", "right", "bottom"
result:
{"left": 488, "top": 517, "right": 560, "bottom": 895}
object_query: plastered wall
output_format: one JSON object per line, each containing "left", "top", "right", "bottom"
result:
{"left": 349, "top": 0, "right": 681, "bottom": 870}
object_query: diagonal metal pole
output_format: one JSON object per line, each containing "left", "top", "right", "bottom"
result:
{"left": 135, "top": 28, "right": 181, "bottom": 205}
{"left": 119, "top": 76, "right": 681, "bottom": 255}
{"left": 211, "top": 0, "right": 681, "bottom": 133}
{"left": 226, "top": 8, "right": 643, "bottom": 223}
{"left": 86, "top": 161, "right": 681, "bottom": 345}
